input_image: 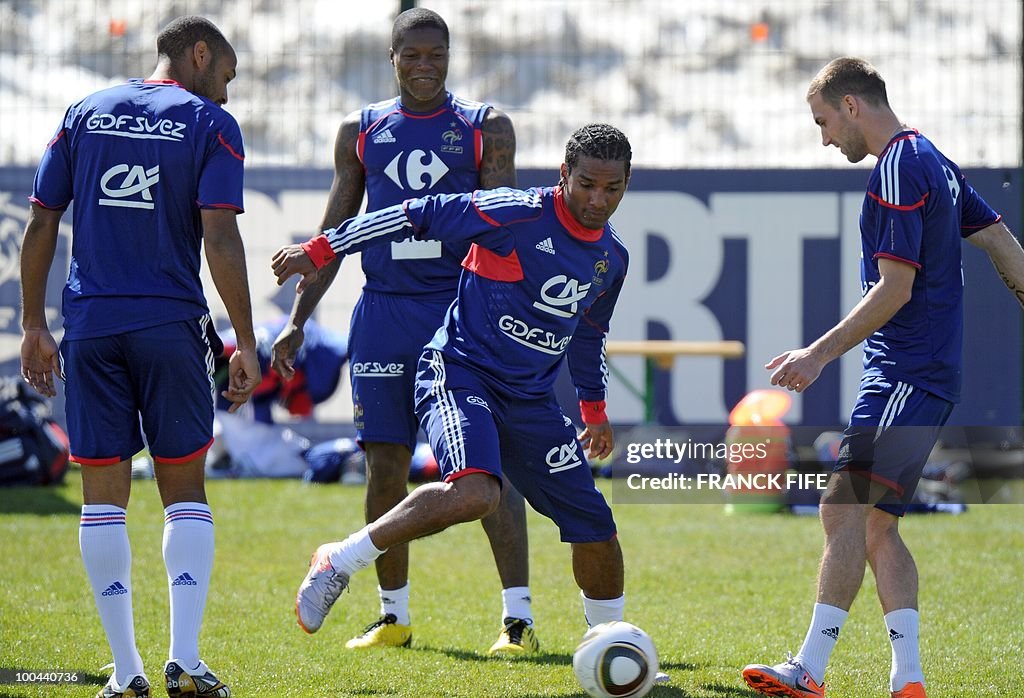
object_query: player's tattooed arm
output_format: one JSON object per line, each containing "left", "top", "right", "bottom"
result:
{"left": 320, "top": 112, "right": 366, "bottom": 231}
{"left": 967, "top": 220, "right": 1024, "bottom": 310}
{"left": 479, "top": 108, "right": 517, "bottom": 189}
{"left": 284, "top": 112, "right": 365, "bottom": 328}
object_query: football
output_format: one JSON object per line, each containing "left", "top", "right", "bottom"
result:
{"left": 572, "top": 621, "right": 659, "bottom": 698}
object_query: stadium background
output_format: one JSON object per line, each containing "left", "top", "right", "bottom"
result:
{"left": 0, "top": 0, "right": 1020, "bottom": 428}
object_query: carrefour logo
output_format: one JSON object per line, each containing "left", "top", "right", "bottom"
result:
{"left": 533, "top": 275, "right": 591, "bottom": 318}
{"left": 384, "top": 149, "right": 449, "bottom": 190}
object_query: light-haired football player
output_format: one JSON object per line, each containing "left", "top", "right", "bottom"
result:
{"left": 742, "top": 56, "right": 1024, "bottom": 698}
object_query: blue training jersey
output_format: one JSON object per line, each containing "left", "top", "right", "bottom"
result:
{"left": 31, "top": 79, "right": 245, "bottom": 340}
{"left": 357, "top": 92, "right": 490, "bottom": 299}
{"left": 318, "top": 186, "right": 628, "bottom": 401}
{"left": 860, "top": 130, "right": 1000, "bottom": 402}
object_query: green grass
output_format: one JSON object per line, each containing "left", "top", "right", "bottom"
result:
{"left": 1, "top": 471, "right": 1021, "bottom": 697}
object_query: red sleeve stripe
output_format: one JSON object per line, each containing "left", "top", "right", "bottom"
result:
{"left": 471, "top": 191, "right": 503, "bottom": 228}
{"left": 873, "top": 252, "right": 922, "bottom": 269}
{"left": 197, "top": 202, "right": 243, "bottom": 212}
{"left": 868, "top": 190, "right": 927, "bottom": 211}
{"left": 962, "top": 214, "right": 1002, "bottom": 230}
{"left": 217, "top": 133, "right": 244, "bottom": 161}
{"left": 28, "top": 195, "right": 70, "bottom": 210}
{"left": 357, "top": 130, "right": 366, "bottom": 163}
{"left": 46, "top": 129, "right": 66, "bottom": 149}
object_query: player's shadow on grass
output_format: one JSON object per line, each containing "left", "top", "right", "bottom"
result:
{"left": 0, "top": 485, "right": 80, "bottom": 515}
{"left": 703, "top": 682, "right": 763, "bottom": 696}
{"left": 416, "top": 646, "right": 574, "bottom": 666}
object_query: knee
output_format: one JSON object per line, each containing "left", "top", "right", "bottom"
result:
{"left": 364, "top": 443, "right": 412, "bottom": 489}
{"left": 866, "top": 510, "right": 899, "bottom": 556}
{"left": 451, "top": 474, "right": 501, "bottom": 521}
{"left": 818, "top": 500, "right": 864, "bottom": 538}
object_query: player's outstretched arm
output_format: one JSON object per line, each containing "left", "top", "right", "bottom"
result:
{"left": 768, "top": 258, "right": 915, "bottom": 392}
{"left": 967, "top": 220, "right": 1024, "bottom": 310}
{"left": 203, "top": 208, "right": 261, "bottom": 412}
{"left": 273, "top": 114, "right": 365, "bottom": 378}
{"left": 19, "top": 204, "right": 63, "bottom": 397}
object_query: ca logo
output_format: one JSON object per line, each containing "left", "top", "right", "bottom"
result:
{"left": 533, "top": 275, "right": 592, "bottom": 318}
{"left": 384, "top": 149, "right": 450, "bottom": 191}
{"left": 99, "top": 164, "right": 160, "bottom": 209}
{"left": 545, "top": 441, "right": 583, "bottom": 473}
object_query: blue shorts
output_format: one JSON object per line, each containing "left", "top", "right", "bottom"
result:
{"left": 415, "top": 349, "right": 617, "bottom": 543}
{"left": 836, "top": 375, "right": 954, "bottom": 516}
{"left": 60, "top": 316, "right": 222, "bottom": 465}
{"left": 349, "top": 290, "right": 452, "bottom": 451}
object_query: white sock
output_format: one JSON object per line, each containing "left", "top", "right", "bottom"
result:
{"left": 163, "top": 502, "right": 214, "bottom": 667}
{"left": 886, "top": 608, "right": 924, "bottom": 690}
{"left": 501, "top": 586, "right": 534, "bottom": 625}
{"left": 80, "top": 505, "right": 144, "bottom": 687}
{"left": 327, "top": 527, "right": 385, "bottom": 577}
{"left": 795, "top": 603, "right": 848, "bottom": 685}
{"left": 379, "top": 583, "right": 411, "bottom": 626}
{"left": 581, "top": 592, "right": 625, "bottom": 627}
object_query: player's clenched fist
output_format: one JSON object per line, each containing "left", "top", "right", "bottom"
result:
{"left": 272, "top": 244, "right": 318, "bottom": 290}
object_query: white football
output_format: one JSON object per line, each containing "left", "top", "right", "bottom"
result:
{"left": 573, "top": 621, "right": 658, "bottom": 698}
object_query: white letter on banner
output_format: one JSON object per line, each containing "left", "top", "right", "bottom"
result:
{"left": 711, "top": 192, "right": 839, "bottom": 423}
{"left": 608, "top": 192, "right": 728, "bottom": 422}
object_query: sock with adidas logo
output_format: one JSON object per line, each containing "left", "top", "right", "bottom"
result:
{"left": 794, "top": 602, "right": 848, "bottom": 685}
{"left": 379, "top": 583, "right": 411, "bottom": 626}
{"left": 501, "top": 586, "right": 534, "bottom": 626}
{"left": 80, "top": 504, "right": 144, "bottom": 687}
{"left": 163, "top": 502, "right": 214, "bottom": 668}
{"left": 885, "top": 608, "right": 924, "bottom": 691}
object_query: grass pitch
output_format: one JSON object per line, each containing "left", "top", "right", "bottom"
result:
{"left": 1, "top": 471, "right": 1021, "bottom": 697}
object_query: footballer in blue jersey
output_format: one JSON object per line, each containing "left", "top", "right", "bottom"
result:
{"left": 19, "top": 17, "right": 258, "bottom": 697}
{"left": 743, "top": 58, "right": 1024, "bottom": 698}
{"left": 271, "top": 8, "right": 534, "bottom": 653}
{"left": 280, "top": 124, "right": 640, "bottom": 649}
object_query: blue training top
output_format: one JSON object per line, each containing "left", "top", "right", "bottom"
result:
{"left": 316, "top": 186, "right": 629, "bottom": 402}
{"left": 859, "top": 130, "right": 1000, "bottom": 402}
{"left": 356, "top": 92, "right": 490, "bottom": 299}
{"left": 31, "top": 79, "right": 245, "bottom": 340}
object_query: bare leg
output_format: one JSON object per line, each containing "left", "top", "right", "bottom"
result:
{"left": 866, "top": 508, "right": 918, "bottom": 613}
{"left": 572, "top": 538, "right": 623, "bottom": 600}
{"left": 153, "top": 456, "right": 208, "bottom": 507}
{"left": 480, "top": 477, "right": 529, "bottom": 588}
{"left": 367, "top": 472, "right": 501, "bottom": 551}
{"left": 362, "top": 442, "right": 413, "bottom": 590}
{"left": 816, "top": 474, "right": 871, "bottom": 610}
{"left": 82, "top": 459, "right": 133, "bottom": 507}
